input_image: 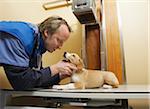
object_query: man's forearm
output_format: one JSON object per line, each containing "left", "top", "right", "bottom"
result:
{"left": 3, "top": 65, "right": 60, "bottom": 90}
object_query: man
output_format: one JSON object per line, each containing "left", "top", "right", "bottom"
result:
{"left": 0, "top": 16, "right": 77, "bottom": 90}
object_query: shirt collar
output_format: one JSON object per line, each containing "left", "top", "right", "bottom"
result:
{"left": 39, "top": 34, "right": 46, "bottom": 54}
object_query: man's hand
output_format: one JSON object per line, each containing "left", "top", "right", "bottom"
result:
{"left": 50, "top": 61, "right": 77, "bottom": 79}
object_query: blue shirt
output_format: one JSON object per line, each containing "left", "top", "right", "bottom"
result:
{"left": 0, "top": 21, "right": 60, "bottom": 90}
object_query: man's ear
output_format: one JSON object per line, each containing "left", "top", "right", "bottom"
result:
{"left": 43, "top": 30, "right": 49, "bottom": 38}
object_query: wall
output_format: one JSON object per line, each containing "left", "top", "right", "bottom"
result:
{"left": 117, "top": 0, "right": 149, "bottom": 108}
{"left": 117, "top": 0, "right": 148, "bottom": 85}
{"left": 149, "top": 0, "right": 150, "bottom": 85}
{"left": 148, "top": 0, "right": 150, "bottom": 106}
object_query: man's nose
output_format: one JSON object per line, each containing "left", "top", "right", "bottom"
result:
{"left": 58, "top": 45, "right": 62, "bottom": 49}
{"left": 58, "top": 47, "right": 61, "bottom": 49}
{"left": 58, "top": 43, "right": 63, "bottom": 49}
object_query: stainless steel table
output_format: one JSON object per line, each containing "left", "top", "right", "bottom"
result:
{"left": 0, "top": 85, "right": 150, "bottom": 109}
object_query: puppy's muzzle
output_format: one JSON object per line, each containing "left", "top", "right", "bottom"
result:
{"left": 63, "top": 52, "right": 70, "bottom": 62}
{"left": 63, "top": 52, "right": 67, "bottom": 58}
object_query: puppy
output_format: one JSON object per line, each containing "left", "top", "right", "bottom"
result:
{"left": 52, "top": 52, "right": 119, "bottom": 90}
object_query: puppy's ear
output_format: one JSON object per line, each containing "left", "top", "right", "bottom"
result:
{"left": 77, "top": 59, "right": 84, "bottom": 70}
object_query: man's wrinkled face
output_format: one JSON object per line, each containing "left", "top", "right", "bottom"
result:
{"left": 43, "top": 24, "right": 70, "bottom": 53}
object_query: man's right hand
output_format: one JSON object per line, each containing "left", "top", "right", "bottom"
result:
{"left": 50, "top": 61, "right": 77, "bottom": 79}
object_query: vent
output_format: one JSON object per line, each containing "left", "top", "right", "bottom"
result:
{"left": 72, "top": 0, "right": 97, "bottom": 24}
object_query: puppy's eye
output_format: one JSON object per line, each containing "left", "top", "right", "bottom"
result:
{"left": 72, "top": 54, "right": 75, "bottom": 57}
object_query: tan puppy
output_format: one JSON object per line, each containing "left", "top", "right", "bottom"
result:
{"left": 52, "top": 52, "right": 119, "bottom": 90}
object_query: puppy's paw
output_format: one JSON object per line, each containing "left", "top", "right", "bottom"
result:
{"left": 52, "top": 85, "right": 64, "bottom": 90}
{"left": 102, "top": 84, "right": 113, "bottom": 89}
{"left": 52, "top": 83, "right": 76, "bottom": 90}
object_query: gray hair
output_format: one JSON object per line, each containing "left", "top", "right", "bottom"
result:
{"left": 38, "top": 16, "right": 71, "bottom": 36}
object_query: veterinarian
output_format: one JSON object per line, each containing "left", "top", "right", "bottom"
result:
{"left": 0, "top": 16, "right": 77, "bottom": 90}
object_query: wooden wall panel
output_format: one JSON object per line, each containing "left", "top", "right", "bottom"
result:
{"left": 103, "top": 0, "right": 124, "bottom": 84}
{"left": 85, "top": 24, "right": 101, "bottom": 69}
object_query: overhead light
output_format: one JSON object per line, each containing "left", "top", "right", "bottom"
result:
{"left": 43, "top": 0, "right": 72, "bottom": 10}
